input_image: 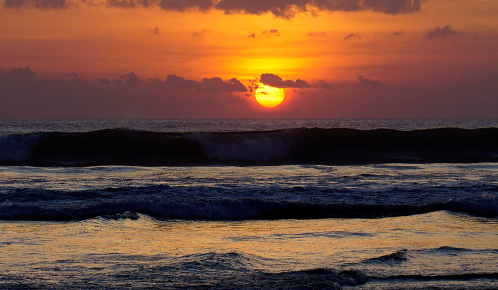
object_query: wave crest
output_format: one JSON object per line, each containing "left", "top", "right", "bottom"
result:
{"left": 2, "top": 127, "right": 498, "bottom": 166}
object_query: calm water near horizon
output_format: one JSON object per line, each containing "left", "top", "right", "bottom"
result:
{"left": 2, "top": 118, "right": 498, "bottom": 135}
{"left": 1, "top": 119, "right": 497, "bottom": 289}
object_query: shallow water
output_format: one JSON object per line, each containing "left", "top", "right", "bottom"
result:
{"left": 1, "top": 163, "right": 498, "bottom": 289}
{"left": 1, "top": 212, "right": 497, "bottom": 289}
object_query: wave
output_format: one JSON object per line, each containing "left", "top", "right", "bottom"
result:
{"left": 1, "top": 127, "right": 498, "bottom": 166}
{"left": 381, "top": 272, "right": 498, "bottom": 281}
{"left": 363, "top": 249, "right": 408, "bottom": 263}
{"left": 176, "top": 252, "right": 368, "bottom": 289}
{"left": 1, "top": 187, "right": 497, "bottom": 221}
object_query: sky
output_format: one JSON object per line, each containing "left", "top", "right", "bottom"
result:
{"left": 1, "top": 0, "right": 497, "bottom": 119}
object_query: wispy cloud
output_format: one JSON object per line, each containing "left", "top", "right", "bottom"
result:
{"left": 343, "top": 33, "right": 360, "bottom": 41}
{"left": 425, "top": 25, "right": 457, "bottom": 39}
{"left": 358, "top": 76, "right": 386, "bottom": 88}
{"left": 192, "top": 29, "right": 211, "bottom": 37}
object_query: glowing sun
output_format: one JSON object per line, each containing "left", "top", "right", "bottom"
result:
{"left": 255, "top": 85, "right": 285, "bottom": 108}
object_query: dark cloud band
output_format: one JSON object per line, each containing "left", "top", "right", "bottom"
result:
{"left": 216, "top": 0, "right": 424, "bottom": 19}
{"left": 4, "top": 0, "right": 67, "bottom": 9}
{"left": 4, "top": 0, "right": 425, "bottom": 18}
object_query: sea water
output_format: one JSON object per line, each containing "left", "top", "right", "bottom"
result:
{"left": 0, "top": 119, "right": 497, "bottom": 289}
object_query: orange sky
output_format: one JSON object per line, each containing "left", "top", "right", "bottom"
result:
{"left": 1, "top": 0, "right": 498, "bottom": 118}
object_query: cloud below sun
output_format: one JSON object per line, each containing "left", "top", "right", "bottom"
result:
{"left": 2, "top": 66, "right": 498, "bottom": 119}
{"left": 0, "top": 67, "right": 338, "bottom": 118}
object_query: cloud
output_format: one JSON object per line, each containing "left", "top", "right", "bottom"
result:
{"left": 214, "top": 0, "right": 424, "bottom": 19}
{"left": 162, "top": 74, "right": 202, "bottom": 90}
{"left": 106, "top": 0, "right": 136, "bottom": 8}
{"left": 201, "top": 77, "right": 247, "bottom": 92}
{"left": 192, "top": 29, "right": 211, "bottom": 37}
{"left": 4, "top": 0, "right": 425, "bottom": 17}
{"left": 307, "top": 31, "right": 326, "bottom": 37}
{"left": 157, "top": 0, "right": 213, "bottom": 11}
{"left": 153, "top": 74, "right": 247, "bottom": 93}
{"left": 248, "top": 29, "right": 280, "bottom": 38}
{"left": 258, "top": 73, "right": 332, "bottom": 90}
{"left": 260, "top": 73, "right": 310, "bottom": 89}
{"left": 425, "top": 25, "right": 457, "bottom": 39}
{"left": 4, "top": 0, "right": 67, "bottom": 8}
{"left": 3, "top": 67, "right": 37, "bottom": 81}
{"left": 94, "top": 71, "right": 247, "bottom": 93}
{"left": 343, "top": 33, "right": 360, "bottom": 41}
{"left": 262, "top": 29, "right": 280, "bottom": 36}
{"left": 393, "top": 30, "right": 404, "bottom": 36}
{"left": 152, "top": 27, "right": 160, "bottom": 35}
{"left": 98, "top": 72, "right": 142, "bottom": 86}
{"left": 312, "top": 80, "right": 333, "bottom": 89}
{"left": 358, "top": 76, "right": 386, "bottom": 88}
{"left": 0, "top": 67, "right": 249, "bottom": 118}
{"left": 118, "top": 72, "right": 142, "bottom": 85}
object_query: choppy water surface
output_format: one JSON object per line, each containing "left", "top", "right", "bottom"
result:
{"left": 1, "top": 119, "right": 498, "bottom": 289}
{"left": 1, "top": 212, "right": 497, "bottom": 289}
{"left": 1, "top": 164, "right": 497, "bottom": 289}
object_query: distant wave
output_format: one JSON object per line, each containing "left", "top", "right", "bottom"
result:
{"left": 1, "top": 127, "right": 498, "bottom": 166}
{"left": 1, "top": 186, "right": 497, "bottom": 221}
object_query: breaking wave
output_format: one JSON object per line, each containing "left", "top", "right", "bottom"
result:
{"left": 1, "top": 127, "right": 498, "bottom": 166}
{"left": 1, "top": 186, "right": 497, "bottom": 221}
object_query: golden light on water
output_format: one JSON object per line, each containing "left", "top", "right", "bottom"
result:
{"left": 255, "top": 85, "right": 285, "bottom": 108}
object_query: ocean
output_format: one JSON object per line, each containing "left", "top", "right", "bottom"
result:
{"left": 0, "top": 119, "right": 497, "bottom": 289}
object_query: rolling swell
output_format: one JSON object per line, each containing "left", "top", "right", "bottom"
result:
{"left": 1, "top": 127, "right": 498, "bottom": 166}
{"left": 1, "top": 185, "right": 497, "bottom": 221}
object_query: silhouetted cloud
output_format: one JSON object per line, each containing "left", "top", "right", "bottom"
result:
{"left": 248, "top": 29, "right": 280, "bottom": 38}
{"left": 0, "top": 67, "right": 249, "bottom": 118}
{"left": 260, "top": 73, "right": 310, "bottom": 89}
{"left": 162, "top": 74, "right": 202, "bottom": 90}
{"left": 97, "top": 78, "right": 113, "bottom": 85}
{"left": 192, "top": 29, "right": 211, "bottom": 37}
{"left": 155, "top": 74, "right": 247, "bottom": 92}
{"left": 425, "top": 25, "right": 457, "bottom": 39}
{"left": 92, "top": 71, "right": 248, "bottom": 94}
{"left": 4, "top": 0, "right": 425, "bottom": 17}
{"left": 201, "top": 77, "right": 247, "bottom": 92}
{"left": 4, "top": 0, "right": 67, "bottom": 8}
{"left": 3, "top": 67, "right": 37, "bottom": 81}
{"left": 157, "top": 0, "right": 213, "bottom": 11}
{"left": 262, "top": 29, "right": 280, "bottom": 36}
{"left": 99, "top": 72, "right": 142, "bottom": 86}
{"left": 106, "top": 0, "right": 136, "bottom": 8}
{"left": 119, "top": 72, "right": 141, "bottom": 85}
{"left": 393, "top": 30, "right": 404, "bottom": 36}
{"left": 307, "top": 31, "right": 326, "bottom": 37}
{"left": 343, "top": 33, "right": 360, "bottom": 41}
{"left": 258, "top": 73, "right": 332, "bottom": 89}
{"left": 358, "top": 76, "right": 386, "bottom": 88}
{"left": 312, "top": 80, "right": 333, "bottom": 89}
{"left": 215, "top": 0, "right": 424, "bottom": 19}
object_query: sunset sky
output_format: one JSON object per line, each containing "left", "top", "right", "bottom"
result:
{"left": 1, "top": 0, "right": 497, "bottom": 118}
